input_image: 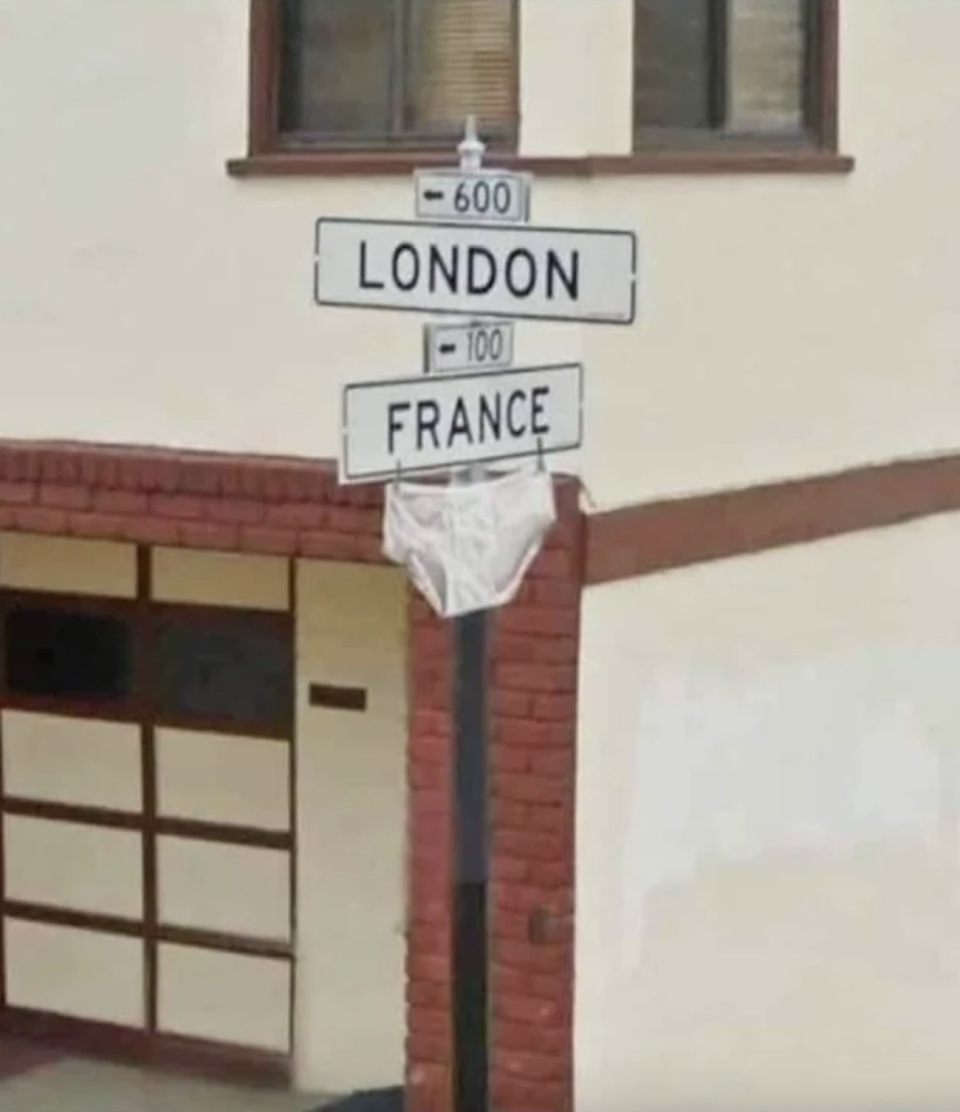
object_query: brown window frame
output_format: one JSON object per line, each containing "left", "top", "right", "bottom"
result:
{"left": 231, "top": 0, "right": 849, "bottom": 178}
{"left": 633, "top": 0, "right": 839, "bottom": 152}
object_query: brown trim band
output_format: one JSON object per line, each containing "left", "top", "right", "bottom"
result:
{"left": 0, "top": 697, "right": 141, "bottom": 725}
{"left": 227, "top": 149, "right": 854, "bottom": 179}
{"left": 0, "top": 1006, "right": 289, "bottom": 1087}
{"left": 0, "top": 588, "right": 291, "bottom": 624}
{"left": 285, "top": 559, "right": 298, "bottom": 1059}
{"left": 4, "top": 900, "right": 141, "bottom": 938}
{"left": 2, "top": 797, "right": 141, "bottom": 831}
{"left": 3, "top": 899, "right": 293, "bottom": 961}
{"left": 585, "top": 453, "right": 960, "bottom": 585}
{"left": 157, "top": 924, "right": 292, "bottom": 961}
{"left": 0, "top": 695, "right": 292, "bottom": 741}
{"left": 1, "top": 796, "right": 292, "bottom": 850}
{"left": 157, "top": 815, "right": 292, "bottom": 851}
{"left": 138, "top": 543, "right": 159, "bottom": 1033}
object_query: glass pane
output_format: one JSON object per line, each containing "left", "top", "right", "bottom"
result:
{"left": 279, "top": 0, "right": 397, "bottom": 139}
{"left": 409, "top": 0, "right": 516, "bottom": 138}
{"left": 4, "top": 605, "right": 134, "bottom": 703}
{"left": 634, "top": 0, "right": 712, "bottom": 131}
{"left": 153, "top": 614, "right": 292, "bottom": 733}
{"left": 726, "top": 0, "right": 806, "bottom": 132}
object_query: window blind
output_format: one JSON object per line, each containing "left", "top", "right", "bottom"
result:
{"left": 727, "top": 0, "right": 805, "bottom": 132}
{"left": 414, "top": 0, "right": 515, "bottom": 136}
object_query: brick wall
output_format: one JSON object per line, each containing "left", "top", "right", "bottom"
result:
{"left": 0, "top": 442, "right": 383, "bottom": 560}
{"left": 0, "top": 441, "right": 583, "bottom": 1112}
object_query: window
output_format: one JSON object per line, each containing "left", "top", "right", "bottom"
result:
{"left": 3, "top": 605, "right": 134, "bottom": 704}
{"left": 271, "top": 0, "right": 517, "bottom": 149}
{"left": 634, "top": 0, "right": 833, "bottom": 147}
{"left": 153, "top": 613, "right": 293, "bottom": 734}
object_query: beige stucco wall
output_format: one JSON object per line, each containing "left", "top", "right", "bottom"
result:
{"left": 294, "top": 559, "right": 407, "bottom": 1093}
{"left": 576, "top": 512, "right": 960, "bottom": 1111}
{"left": 2, "top": 1, "right": 959, "bottom": 508}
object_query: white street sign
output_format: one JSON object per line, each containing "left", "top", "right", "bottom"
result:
{"left": 339, "top": 362, "right": 583, "bottom": 484}
{"left": 414, "top": 169, "right": 531, "bottom": 225}
{"left": 314, "top": 217, "right": 637, "bottom": 325}
{"left": 424, "top": 320, "right": 515, "bottom": 375}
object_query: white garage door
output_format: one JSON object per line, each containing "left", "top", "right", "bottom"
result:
{"left": 0, "top": 537, "right": 295, "bottom": 1078}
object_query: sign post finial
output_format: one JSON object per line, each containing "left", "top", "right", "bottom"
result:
{"left": 458, "top": 115, "right": 485, "bottom": 172}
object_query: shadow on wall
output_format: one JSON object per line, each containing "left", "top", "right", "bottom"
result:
{"left": 613, "top": 645, "right": 960, "bottom": 1110}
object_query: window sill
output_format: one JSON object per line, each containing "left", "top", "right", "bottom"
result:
{"left": 226, "top": 148, "right": 855, "bottom": 179}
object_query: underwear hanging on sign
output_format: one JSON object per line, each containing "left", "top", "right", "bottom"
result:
{"left": 382, "top": 466, "right": 556, "bottom": 619}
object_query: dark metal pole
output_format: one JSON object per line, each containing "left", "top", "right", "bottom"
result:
{"left": 449, "top": 114, "right": 493, "bottom": 1112}
{"left": 451, "top": 606, "right": 490, "bottom": 1112}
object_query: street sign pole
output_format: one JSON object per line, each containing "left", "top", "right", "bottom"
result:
{"left": 452, "top": 600, "right": 489, "bottom": 1112}
{"left": 325, "top": 113, "right": 633, "bottom": 1112}
{"left": 410, "top": 123, "right": 550, "bottom": 1112}
{"left": 447, "top": 117, "right": 492, "bottom": 1112}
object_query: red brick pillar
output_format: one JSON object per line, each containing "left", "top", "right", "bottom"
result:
{"left": 406, "top": 478, "right": 582, "bottom": 1112}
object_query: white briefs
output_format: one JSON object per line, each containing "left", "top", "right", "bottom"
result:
{"left": 382, "top": 467, "right": 556, "bottom": 619}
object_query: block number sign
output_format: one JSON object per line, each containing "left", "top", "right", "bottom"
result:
{"left": 415, "top": 169, "right": 532, "bottom": 225}
{"left": 424, "top": 320, "right": 516, "bottom": 375}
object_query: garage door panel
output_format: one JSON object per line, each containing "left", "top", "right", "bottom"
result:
{"left": 157, "top": 836, "right": 290, "bottom": 942}
{"left": 5, "top": 919, "right": 144, "bottom": 1026}
{"left": 4, "top": 817, "right": 143, "bottom": 920}
{"left": 151, "top": 549, "right": 289, "bottom": 611}
{"left": 2, "top": 711, "right": 141, "bottom": 812}
{"left": 156, "top": 729, "right": 289, "bottom": 831}
{"left": 157, "top": 943, "right": 290, "bottom": 1052}
{"left": 0, "top": 534, "right": 136, "bottom": 597}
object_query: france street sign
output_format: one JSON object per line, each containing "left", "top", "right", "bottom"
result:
{"left": 338, "top": 361, "right": 583, "bottom": 484}
{"left": 424, "top": 320, "right": 515, "bottom": 374}
{"left": 414, "top": 168, "right": 531, "bottom": 225}
{"left": 314, "top": 217, "right": 637, "bottom": 325}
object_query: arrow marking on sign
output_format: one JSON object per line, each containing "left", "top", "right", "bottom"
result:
{"left": 423, "top": 320, "right": 516, "bottom": 374}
